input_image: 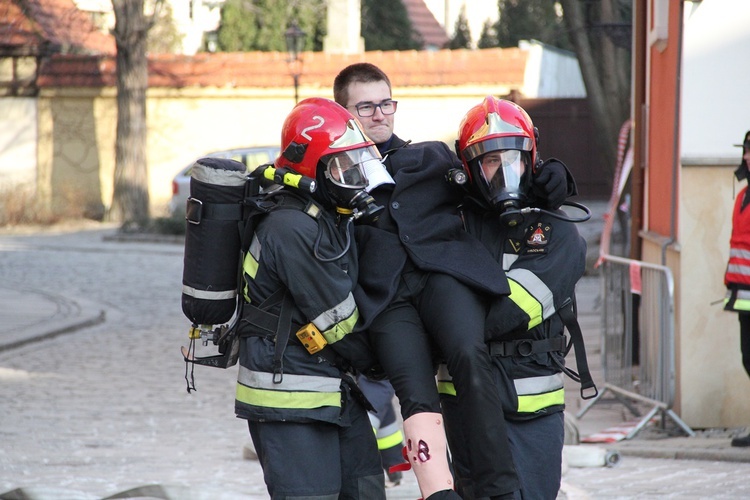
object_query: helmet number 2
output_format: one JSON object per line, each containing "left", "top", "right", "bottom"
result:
{"left": 301, "top": 115, "right": 325, "bottom": 140}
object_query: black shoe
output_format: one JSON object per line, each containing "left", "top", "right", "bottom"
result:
{"left": 731, "top": 434, "right": 750, "bottom": 447}
{"left": 386, "top": 470, "right": 402, "bottom": 486}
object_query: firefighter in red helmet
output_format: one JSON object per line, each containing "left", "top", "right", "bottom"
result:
{"left": 234, "top": 97, "right": 387, "bottom": 498}
{"left": 439, "top": 96, "right": 588, "bottom": 499}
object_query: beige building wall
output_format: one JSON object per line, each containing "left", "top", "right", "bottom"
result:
{"left": 36, "top": 88, "right": 116, "bottom": 217}
{"left": 0, "top": 98, "right": 37, "bottom": 190}
{"left": 33, "top": 82, "right": 515, "bottom": 217}
{"left": 675, "top": 164, "right": 750, "bottom": 427}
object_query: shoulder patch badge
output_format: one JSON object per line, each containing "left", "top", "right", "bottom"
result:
{"left": 525, "top": 222, "right": 551, "bottom": 253}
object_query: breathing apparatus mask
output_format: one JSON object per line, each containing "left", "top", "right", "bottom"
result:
{"left": 321, "top": 146, "right": 384, "bottom": 224}
{"left": 469, "top": 148, "right": 532, "bottom": 226}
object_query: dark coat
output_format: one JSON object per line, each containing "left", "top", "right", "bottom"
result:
{"left": 354, "top": 135, "right": 510, "bottom": 329}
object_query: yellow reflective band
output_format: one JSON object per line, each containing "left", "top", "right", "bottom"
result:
{"left": 508, "top": 279, "right": 542, "bottom": 329}
{"left": 236, "top": 383, "right": 341, "bottom": 410}
{"left": 517, "top": 388, "right": 565, "bottom": 413}
{"left": 725, "top": 297, "right": 750, "bottom": 311}
{"left": 437, "top": 380, "right": 456, "bottom": 396}
{"left": 242, "top": 253, "right": 259, "bottom": 303}
{"left": 243, "top": 253, "right": 259, "bottom": 279}
{"left": 377, "top": 430, "right": 404, "bottom": 451}
{"left": 243, "top": 236, "right": 261, "bottom": 280}
{"left": 321, "top": 310, "right": 359, "bottom": 344}
{"left": 314, "top": 293, "right": 359, "bottom": 344}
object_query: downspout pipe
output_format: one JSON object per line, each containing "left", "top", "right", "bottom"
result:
{"left": 662, "top": 0, "right": 685, "bottom": 265}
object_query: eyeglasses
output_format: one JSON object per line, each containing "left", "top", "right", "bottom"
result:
{"left": 350, "top": 100, "right": 398, "bottom": 118}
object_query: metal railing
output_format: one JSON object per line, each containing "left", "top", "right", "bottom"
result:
{"left": 576, "top": 254, "right": 694, "bottom": 438}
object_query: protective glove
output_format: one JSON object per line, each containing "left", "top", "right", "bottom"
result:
{"left": 532, "top": 159, "right": 575, "bottom": 209}
{"left": 485, "top": 297, "right": 528, "bottom": 342}
{"left": 329, "top": 333, "right": 383, "bottom": 377}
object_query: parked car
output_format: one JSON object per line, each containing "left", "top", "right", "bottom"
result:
{"left": 169, "top": 146, "right": 280, "bottom": 217}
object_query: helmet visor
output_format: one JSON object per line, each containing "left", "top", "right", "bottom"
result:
{"left": 479, "top": 149, "right": 526, "bottom": 193}
{"left": 330, "top": 119, "right": 372, "bottom": 149}
{"left": 323, "top": 146, "right": 381, "bottom": 190}
{"left": 463, "top": 136, "right": 533, "bottom": 163}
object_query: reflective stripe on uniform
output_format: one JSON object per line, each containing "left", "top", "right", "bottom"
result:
{"left": 503, "top": 253, "right": 518, "bottom": 271}
{"left": 726, "top": 191, "right": 750, "bottom": 287}
{"left": 730, "top": 248, "right": 750, "bottom": 260}
{"left": 181, "top": 285, "right": 236, "bottom": 300}
{"left": 725, "top": 290, "right": 750, "bottom": 312}
{"left": 376, "top": 422, "right": 404, "bottom": 451}
{"left": 191, "top": 162, "right": 248, "bottom": 186}
{"left": 242, "top": 235, "right": 262, "bottom": 302}
{"left": 507, "top": 280, "right": 542, "bottom": 330}
{"left": 437, "top": 380, "right": 456, "bottom": 397}
{"left": 244, "top": 234, "right": 262, "bottom": 280}
{"left": 727, "top": 262, "right": 750, "bottom": 279}
{"left": 312, "top": 293, "right": 359, "bottom": 344}
{"left": 436, "top": 364, "right": 456, "bottom": 396}
{"left": 437, "top": 365, "right": 564, "bottom": 414}
{"left": 236, "top": 366, "right": 341, "bottom": 410}
{"left": 514, "top": 373, "right": 565, "bottom": 413}
{"left": 517, "top": 388, "right": 565, "bottom": 413}
{"left": 514, "top": 372, "right": 565, "bottom": 395}
{"left": 507, "top": 268, "right": 555, "bottom": 329}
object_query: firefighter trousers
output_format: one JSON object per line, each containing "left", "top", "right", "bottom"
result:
{"left": 738, "top": 313, "right": 750, "bottom": 378}
{"left": 247, "top": 389, "right": 385, "bottom": 499}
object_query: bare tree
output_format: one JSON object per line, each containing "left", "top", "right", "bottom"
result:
{"left": 559, "top": 0, "right": 631, "bottom": 178}
{"left": 109, "top": 0, "right": 162, "bottom": 223}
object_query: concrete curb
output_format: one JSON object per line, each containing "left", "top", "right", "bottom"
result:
{"left": 609, "top": 440, "right": 750, "bottom": 463}
{"left": 0, "top": 288, "right": 106, "bottom": 353}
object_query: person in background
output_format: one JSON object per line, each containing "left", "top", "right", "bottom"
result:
{"left": 439, "top": 96, "right": 586, "bottom": 499}
{"left": 723, "top": 130, "right": 750, "bottom": 448}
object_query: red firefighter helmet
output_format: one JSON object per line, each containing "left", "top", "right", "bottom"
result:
{"left": 456, "top": 96, "right": 538, "bottom": 220}
{"left": 456, "top": 96, "right": 537, "bottom": 182}
{"left": 275, "top": 97, "right": 378, "bottom": 186}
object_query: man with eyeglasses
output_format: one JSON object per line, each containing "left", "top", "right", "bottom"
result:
{"left": 332, "top": 63, "right": 574, "bottom": 500}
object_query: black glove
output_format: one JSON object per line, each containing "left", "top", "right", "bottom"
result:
{"left": 329, "top": 333, "right": 381, "bottom": 376}
{"left": 485, "top": 297, "right": 529, "bottom": 342}
{"left": 532, "top": 159, "right": 570, "bottom": 209}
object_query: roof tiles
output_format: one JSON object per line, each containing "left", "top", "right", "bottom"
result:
{"left": 36, "top": 48, "right": 528, "bottom": 89}
{"left": 403, "top": 0, "right": 450, "bottom": 49}
{"left": 0, "top": 0, "right": 114, "bottom": 55}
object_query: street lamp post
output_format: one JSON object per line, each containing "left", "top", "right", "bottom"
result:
{"left": 284, "top": 22, "right": 306, "bottom": 104}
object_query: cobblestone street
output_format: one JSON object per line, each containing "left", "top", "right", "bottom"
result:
{"left": 0, "top": 227, "right": 268, "bottom": 499}
{"left": 1, "top": 223, "right": 749, "bottom": 499}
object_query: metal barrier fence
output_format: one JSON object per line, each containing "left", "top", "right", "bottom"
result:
{"left": 576, "top": 254, "right": 694, "bottom": 438}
